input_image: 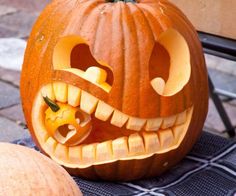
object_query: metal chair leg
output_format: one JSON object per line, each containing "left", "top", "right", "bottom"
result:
{"left": 208, "top": 75, "right": 235, "bottom": 137}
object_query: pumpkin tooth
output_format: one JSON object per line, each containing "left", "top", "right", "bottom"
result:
{"left": 128, "top": 133, "right": 145, "bottom": 155}
{"left": 44, "top": 137, "right": 57, "bottom": 154}
{"left": 142, "top": 132, "right": 160, "bottom": 153}
{"left": 158, "top": 129, "right": 174, "bottom": 150}
{"left": 172, "top": 124, "right": 185, "bottom": 145}
{"left": 145, "top": 118, "right": 163, "bottom": 131}
{"left": 84, "top": 66, "right": 107, "bottom": 84}
{"left": 53, "top": 82, "right": 68, "bottom": 103}
{"left": 112, "top": 137, "right": 129, "bottom": 159}
{"left": 80, "top": 91, "right": 99, "bottom": 114}
{"left": 41, "top": 84, "right": 55, "bottom": 101}
{"left": 99, "top": 83, "right": 112, "bottom": 93}
{"left": 110, "top": 110, "right": 129, "bottom": 128}
{"left": 126, "top": 117, "right": 146, "bottom": 131}
{"left": 96, "top": 141, "right": 113, "bottom": 162}
{"left": 68, "top": 85, "right": 81, "bottom": 107}
{"left": 69, "top": 146, "right": 82, "bottom": 164}
{"left": 95, "top": 101, "right": 114, "bottom": 121}
{"left": 161, "top": 115, "right": 177, "bottom": 129}
{"left": 68, "top": 124, "right": 75, "bottom": 130}
{"left": 54, "top": 143, "right": 69, "bottom": 161}
{"left": 76, "top": 118, "right": 80, "bottom": 124}
{"left": 81, "top": 144, "right": 97, "bottom": 164}
{"left": 175, "top": 110, "right": 187, "bottom": 125}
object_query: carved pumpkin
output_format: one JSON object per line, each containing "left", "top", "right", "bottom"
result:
{"left": 0, "top": 143, "right": 81, "bottom": 195}
{"left": 20, "top": 0, "right": 208, "bottom": 181}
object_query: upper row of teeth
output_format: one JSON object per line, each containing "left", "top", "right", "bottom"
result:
{"left": 41, "top": 82, "right": 189, "bottom": 132}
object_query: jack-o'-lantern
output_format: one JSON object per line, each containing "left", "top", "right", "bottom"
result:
{"left": 20, "top": 0, "right": 208, "bottom": 181}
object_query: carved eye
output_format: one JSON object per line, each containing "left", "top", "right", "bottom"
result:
{"left": 149, "top": 29, "right": 191, "bottom": 96}
{"left": 53, "top": 36, "right": 113, "bottom": 93}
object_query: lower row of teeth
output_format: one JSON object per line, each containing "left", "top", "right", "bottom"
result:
{"left": 43, "top": 119, "right": 188, "bottom": 166}
{"left": 41, "top": 82, "right": 189, "bottom": 132}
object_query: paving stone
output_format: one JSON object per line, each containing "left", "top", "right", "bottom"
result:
{"left": 0, "top": 11, "right": 36, "bottom": 38}
{"left": 209, "top": 68, "right": 236, "bottom": 94}
{"left": 0, "top": 0, "right": 50, "bottom": 13}
{"left": 0, "top": 116, "right": 29, "bottom": 142}
{"left": 0, "top": 26, "right": 18, "bottom": 38}
{"left": 204, "top": 99, "right": 225, "bottom": 133}
{"left": 223, "top": 102, "right": 236, "bottom": 127}
{"left": 0, "top": 5, "right": 17, "bottom": 16}
{"left": 0, "top": 38, "right": 26, "bottom": 70}
{"left": 205, "top": 98, "right": 236, "bottom": 133}
{"left": 228, "top": 99, "right": 236, "bottom": 107}
{"left": 0, "top": 104, "right": 25, "bottom": 125}
{"left": 0, "top": 67, "right": 20, "bottom": 86}
{"left": 205, "top": 54, "right": 236, "bottom": 76}
{"left": 0, "top": 81, "right": 20, "bottom": 109}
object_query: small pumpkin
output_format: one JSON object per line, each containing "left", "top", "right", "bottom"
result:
{"left": 20, "top": 0, "right": 208, "bottom": 181}
{"left": 0, "top": 143, "right": 82, "bottom": 195}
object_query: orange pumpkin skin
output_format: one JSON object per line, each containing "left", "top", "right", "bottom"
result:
{"left": 20, "top": 0, "right": 208, "bottom": 181}
{"left": 0, "top": 143, "right": 82, "bottom": 195}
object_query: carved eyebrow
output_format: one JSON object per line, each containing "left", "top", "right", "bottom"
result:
{"left": 53, "top": 35, "right": 114, "bottom": 92}
{"left": 150, "top": 29, "right": 191, "bottom": 96}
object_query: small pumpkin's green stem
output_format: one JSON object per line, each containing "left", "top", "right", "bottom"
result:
{"left": 43, "top": 96, "right": 60, "bottom": 112}
{"left": 106, "top": 0, "right": 136, "bottom": 3}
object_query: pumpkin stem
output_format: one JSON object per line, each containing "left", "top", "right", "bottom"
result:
{"left": 106, "top": 0, "right": 136, "bottom": 3}
{"left": 43, "top": 96, "right": 60, "bottom": 112}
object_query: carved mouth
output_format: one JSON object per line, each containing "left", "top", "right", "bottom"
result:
{"left": 32, "top": 82, "right": 193, "bottom": 168}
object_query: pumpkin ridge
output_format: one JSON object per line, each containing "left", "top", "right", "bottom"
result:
{"left": 90, "top": 4, "right": 108, "bottom": 56}
{"left": 32, "top": 152, "right": 53, "bottom": 192}
{"left": 118, "top": 2, "right": 126, "bottom": 111}
{"left": 141, "top": 3, "right": 173, "bottom": 34}
{"left": 105, "top": 3, "right": 114, "bottom": 78}
{"left": 122, "top": 3, "right": 140, "bottom": 116}
{"left": 106, "top": 2, "right": 124, "bottom": 109}
{"left": 131, "top": 4, "right": 163, "bottom": 117}
{"left": 130, "top": 4, "right": 142, "bottom": 117}
{"left": 29, "top": 148, "right": 53, "bottom": 192}
{"left": 21, "top": 0, "right": 72, "bottom": 121}
{"left": 38, "top": 1, "right": 76, "bottom": 84}
{"left": 22, "top": 2, "right": 57, "bottom": 70}
{"left": 63, "top": 0, "right": 102, "bottom": 35}
{"left": 22, "top": 0, "right": 70, "bottom": 77}
{"left": 131, "top": 3, "right": 157, "bottom": 117}
{"left": 137, "top": 3, "right": 164, "bottom": 40}
{"left": 137, "top": 6, "right": 165, "bottom": 116}
{"left": 14, "top": 147, "right": 33, "bottom": 192}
